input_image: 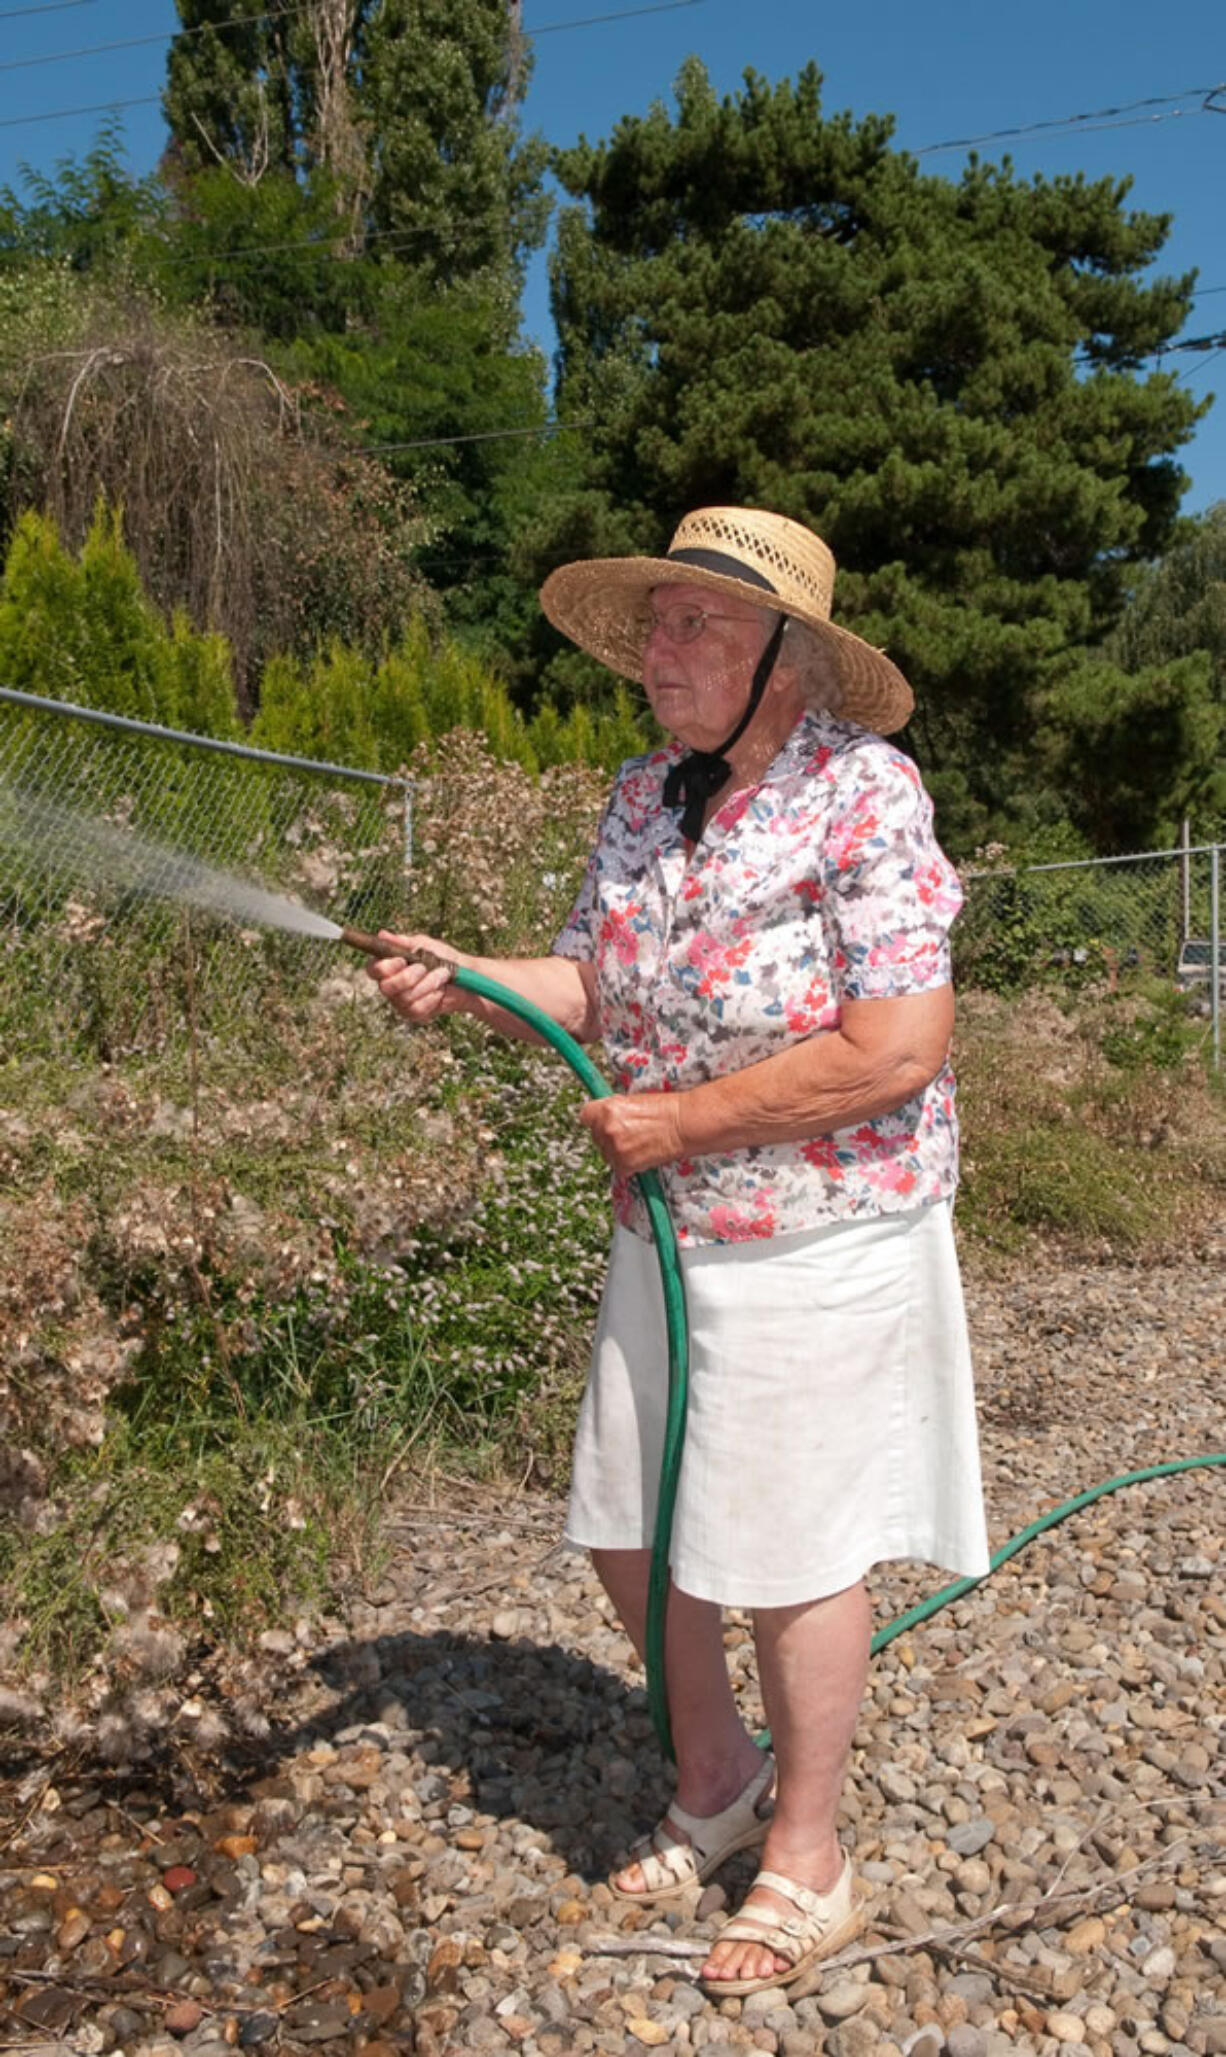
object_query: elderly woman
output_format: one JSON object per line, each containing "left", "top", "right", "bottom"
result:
{"left": 369, "top": 507, "right": 989, "bottom": 1998}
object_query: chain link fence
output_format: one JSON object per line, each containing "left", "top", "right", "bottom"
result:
{"left": 0, "top": 687, "right": 412, "bottom": 1055}
{"left": 958, "top": 843, "right": 1223, "bottom": 1064}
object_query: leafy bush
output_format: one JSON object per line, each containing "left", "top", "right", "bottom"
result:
{"left": 956, "top": 848, "right": 1194, "bottom": 998}
{"left": 0, "top": 270, "right": 434, "bottom": 692}
{"left": 251, "top": 620, "right": 649, "bottom": 775}
{"left": 1098, "top": 987, "right": 1195, "bottom": 1072}
{"left": 0, "top": 505, "right": 241, "bottom": 733}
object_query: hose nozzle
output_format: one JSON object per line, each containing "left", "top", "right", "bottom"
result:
{"left": 337, "top": 926, "right": 455, "bottom": 981}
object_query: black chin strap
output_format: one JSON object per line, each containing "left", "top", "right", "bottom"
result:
{"left": 662, "top": 613, "right": 787, "bottom": 843}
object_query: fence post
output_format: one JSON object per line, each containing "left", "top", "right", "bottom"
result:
{"left": 1212, "top": 845, "right": 1221, "bottom": 1074}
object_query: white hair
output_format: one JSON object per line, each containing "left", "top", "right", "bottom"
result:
{"left": 780, "top": 616, "right": 844, "bottom": 715}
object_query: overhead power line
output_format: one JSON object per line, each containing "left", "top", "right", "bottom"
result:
{"left": 917, "top": 81, "right": 1226, "bottom": 155}
{"left": 352, "top": 419, "right": 593, "bottom": 455}
{"left": 1156, "top": 329, "right": 1226, "bottom": 356}
{"left": 532, "top": 0, "right": 701, "bottom": 29}
{"left": 0, "top": 94, "right": 161, "bottom": 131}
{"left": 0, "top": 0, "right": 310, "bottom": 73}
{"left": 0, "top": 0, "right": 702, "bottom": 80}
{"left": 0, "top": 0, "right": 94, "bottom": 17}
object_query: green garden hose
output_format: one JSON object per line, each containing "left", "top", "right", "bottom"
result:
{"left": 447, "top": 965, "right": 1226, "bottom": 1764}
{"left": 451, "top": 965, "right": 688, "bottom": 1760}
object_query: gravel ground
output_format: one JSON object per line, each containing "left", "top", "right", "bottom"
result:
{"left": 2, "top": 1235, "right": 1224, "bottom": 2057}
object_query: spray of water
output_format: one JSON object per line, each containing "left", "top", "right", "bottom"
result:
{"left": 0, "top": 786, "right": 345, "bottom": 942}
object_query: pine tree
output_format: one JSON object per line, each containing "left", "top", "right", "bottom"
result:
{"left": 543, "top": 59, "right": 1204, "bottom": 848}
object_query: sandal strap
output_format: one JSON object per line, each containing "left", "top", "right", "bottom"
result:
{"left": 613, "top": 1754, "right": 775, "bottom": 1898}
{"left": 716, "top": 1905, "right": 808, "bottom": 1968}
{"left": 624, "top": 1822, "right": 700, "bottom": 1891}
{"left": 666, "top": 1754, "right": 775, "bottom": 1865}
{"left": 753, "top": 1859, "right": 849, "bottom": 1924}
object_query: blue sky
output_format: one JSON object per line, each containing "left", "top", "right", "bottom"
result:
{"left": 2, "top": 0, "right": 1224, "bottom": 511}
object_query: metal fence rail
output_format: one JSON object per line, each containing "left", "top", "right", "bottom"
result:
{"left": 0, "top": 686, "right": 412, "bottom": 1053}
{"left": 959, "top": 841, "right": 1223, "bottom": 1067}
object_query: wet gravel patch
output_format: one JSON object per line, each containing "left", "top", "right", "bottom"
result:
{"left": 2, "top": 1239, "right": 1223, "bottom": 2057}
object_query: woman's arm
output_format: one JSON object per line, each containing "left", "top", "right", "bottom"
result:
{"left": 367, "top": 933, "right": 601, "bottom": 1046}
{"left": 579, "top": 986, "right": 954, "bottom": 1175}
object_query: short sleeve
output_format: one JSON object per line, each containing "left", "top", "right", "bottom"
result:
{"left": 553, "top": 777, "right": 622, "bottom": 961}
{"left": 553, "top": 839, "right": 600, "bottom": 960}
{"left": 819, "top": 746, "right": 962, "bottom": 1001}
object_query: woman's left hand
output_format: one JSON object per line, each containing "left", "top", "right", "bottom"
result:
{"left": 579, "top": 1091, "right": 687, "bottom": 1176}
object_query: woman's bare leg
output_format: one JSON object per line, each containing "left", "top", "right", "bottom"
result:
{"left": 701, "top": 1579, "right": 871, "bottom": 1984}
{"left": 591, "top": 1547, "right": 766, "bottom": 1891}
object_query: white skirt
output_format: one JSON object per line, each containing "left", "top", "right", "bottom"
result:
{"left": 564, "top": 1201, "right": 990, "bottom": 1608}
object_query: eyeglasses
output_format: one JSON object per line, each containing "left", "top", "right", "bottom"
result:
{"left": 640, "top": 605, "right": 753, "bottom": 646}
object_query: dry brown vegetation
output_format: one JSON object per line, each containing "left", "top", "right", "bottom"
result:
{"left": 1, "top": 747, "right": 1222, "bottom": 1711}
{"left": 6, "top": 288, "right": 432, "bottom": 692}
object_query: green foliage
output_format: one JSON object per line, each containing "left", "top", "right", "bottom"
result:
{"left": 156, "top": 0, "right": 556, "bottom": 642}
{"left": 543, "top": 59, "right": 1204, "bottom": 846}
{"left": 955, "top": 846, "right": 1197, "bottom": 997}
{"left": 164, "top": 0, "right": 549, "bottom": 288}
{"left": 1098, "top": 986, "right": 1194, "bottom": 1071}
{"left": 0, "top": 505, "right": 241, "bottom": 733}
{"left": 1103, "top": 501, "right": 1226, "bottom": 840}
{"left": 1036, "top": 649, "right": 1224, "bottom": 851}
{"left": 958, "top": 1110, "right": 1171, "bottom": 1251}
{"left": 953, "top": 869, "right": 1062, "bottom": 996}
{"left": 0, "top": 504, "right": 646, "bottom": 782}
{"left": 0, "top": 119, "right": 165, "bottom": 273}
{"left": 0, "top": 1414, "right": 341, "bottom": 1675}
{"left": 1109, "top": 499, "right": 1226, "bottom": 689}
{"left": 249, "top": 618, "right": 648, "bottom": 773}
{"left": 955, "top": 992, "right": 1223, "bottom": 1254}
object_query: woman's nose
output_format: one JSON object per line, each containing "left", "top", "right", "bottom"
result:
{"left": 642, "top": 626, "right": 673, "bottom": 678}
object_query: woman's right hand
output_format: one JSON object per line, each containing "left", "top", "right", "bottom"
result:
{"left": 365, "top": 931, "right": 466, "bottom": 1025}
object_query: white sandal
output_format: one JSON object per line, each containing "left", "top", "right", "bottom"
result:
{"left": 609, "top": 1751, "right": 775, "bottom": 1904}
{"left": 699, "top": 1852, "right": 864, "bottom": 1996}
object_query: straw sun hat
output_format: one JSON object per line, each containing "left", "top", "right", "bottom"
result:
{"left": 539, "top": 505, "right": 914, "bottom": 735}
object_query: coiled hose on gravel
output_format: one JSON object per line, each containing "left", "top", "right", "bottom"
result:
{"left": 449, "top": 966, "right": 1226, "bottom": 1762}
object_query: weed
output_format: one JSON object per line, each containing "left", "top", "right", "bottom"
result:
{"left": 1097, "top": 985, "right": 1201, "bottom": 1072}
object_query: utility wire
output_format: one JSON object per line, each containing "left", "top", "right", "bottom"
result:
{"left": 352, "top": 419, "right": 593, "bottom": 455}
{"left": 0, "top": 0, "right": 703, "bottom": 78}
{"left": 162, "top": 228, "right": 463, "bottom": 265}
{"left": 1173, "top": 342, "right": 1226, "bottom": 383}
{"left": 916, "top": 81, "right": 1226, "bottom": 155}
{"left": 1155, "top": 328, "right": 1226, "bottom": 355}
{"left": 0, "top": 0, "right": 94, "bottom": 16}
{"left": 0, "top": 94, "right": 161, "bottom": 131}
{"left": 0, "top": 0, "right": 311, "bottom": 72}
{"left": 532, "top": 0, "right": 701, "bottom": 29}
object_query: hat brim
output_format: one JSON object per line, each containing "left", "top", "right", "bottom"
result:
{"left": 539, "top": 556, "right": 914, "bottom": 735}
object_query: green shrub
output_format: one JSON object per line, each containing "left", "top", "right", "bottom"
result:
{"left": 0, "top": 504, "right": 241, "bottom": 733}
{"left": 1098, "top": 988, "right": 1195, "bottom": 1072}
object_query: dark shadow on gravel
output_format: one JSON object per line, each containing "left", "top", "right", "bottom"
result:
{"left": 281, "top": 1625, "right": 676, "bottom": 1883}
{"left": 0, "top": 1628, "right": 681, "bottom": 1886}
{"left": 0, "top": 1626, "right": 690, "bottom": 1892}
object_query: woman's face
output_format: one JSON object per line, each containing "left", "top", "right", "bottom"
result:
{"left": 641, "top": 583, "right": 783, "bottom": 753}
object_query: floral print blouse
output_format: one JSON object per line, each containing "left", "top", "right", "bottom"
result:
{"left": 554, "top": 709, "right": 962, "bottom": 1246}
